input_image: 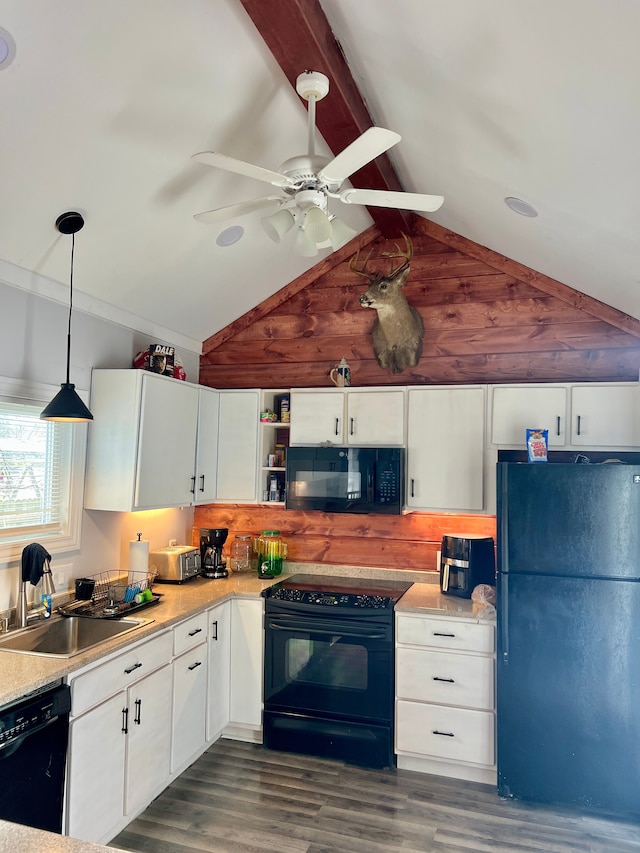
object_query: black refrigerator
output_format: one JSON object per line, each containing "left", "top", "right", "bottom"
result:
{"left": 497, "top": 461, "right": 640, "bottom": 817}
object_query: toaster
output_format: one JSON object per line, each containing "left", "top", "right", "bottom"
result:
{"left": 149, "top": 546, "right": 201, "bottom": 583}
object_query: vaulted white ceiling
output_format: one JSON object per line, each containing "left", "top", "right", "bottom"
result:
{"left": 1, "top": 0, "right": 638, "bottom": 355}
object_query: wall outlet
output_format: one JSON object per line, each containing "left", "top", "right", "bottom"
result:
{"left": 169, "top": 539, "right": 177, "bottom": 547}
{"left": 53, "top": 569, "right": 71, "bottom": 590}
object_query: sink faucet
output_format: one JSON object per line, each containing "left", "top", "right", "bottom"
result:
{"left": 16, "top": 544, "right": 56, "bottom": 628}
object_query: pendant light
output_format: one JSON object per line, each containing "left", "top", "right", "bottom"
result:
{"left": 40, "top": 211, "right": 93, "bottom": 422}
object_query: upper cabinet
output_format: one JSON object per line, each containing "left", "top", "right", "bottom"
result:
{"left": 289, "top": 388, "right": 405, "bottom": 446}
{"left": 490, "top": 385, "right": 568, "bottom": 447}
{"left": 194, "top": 387, "right": 219, "bottom": 504}
{"left": 215, "top": 390, "right": 259, "bottom": 502}
{"left": 490, "top": 382, "right": 640, "bottom": 449}
{"left": 406, "top": 386, "right": 486, "bottom": 512}
{"left": 569, "top": 383, "right": 640, "bottom": 447}
{"left": 84, "top": 370, "right": 201, "bottom": 511}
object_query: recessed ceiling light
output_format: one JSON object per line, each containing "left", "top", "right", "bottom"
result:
{"left": 505, "top": 197, "right": 538, "bottom": 217}
{"left": 216, "top": 225, "right": 244, "bottom": 247}
{"left": 0, "top": 28, "right": 16, "bottom": 71}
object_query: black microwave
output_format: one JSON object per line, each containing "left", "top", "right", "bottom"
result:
{"left": 285, "top": 446, "right": 404, "bottom": 514}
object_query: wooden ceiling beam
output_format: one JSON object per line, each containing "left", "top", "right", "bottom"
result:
{"left": 238, "top": 0, "right": 411, "bottom": 237}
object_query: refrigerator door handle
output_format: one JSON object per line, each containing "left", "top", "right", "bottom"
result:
{"left": 500, "top": 572, "right": 509, "bottom": 665}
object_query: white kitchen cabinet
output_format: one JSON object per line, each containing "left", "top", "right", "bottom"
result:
{"left": 258, "top": 389, "right": 290, "bottom": 506}
{"left": 395, "top": 612, "right": 496, "bottom": 784}
{"left": 406, "top": 386, "right": 486, "bottom": 511}
{"left": 66, "top": 631, "right": 173, "bottom": 843}
{"left": 84, "top": 369, "right": 201, "bottom": 511}
{"left": 194, "top": 386, "right": 219, "bottom": 504}
{"left": 227, "top": 597, "right": 264, "bottom": 740}
{"left": 171, "top": 637, "right": 208, "bottom": 773}
{"left": 569, "top": 383, "right": 640, "bottom": 447}
{"left": 207, "top": 600, "right": 231, "bottom": 741}
{"left": 490, "top": 384, "right": 568, "bottom": 447}
{"left": 289, "top": 387, "right": 405, "bottom": 446}
{"left": 215, "top": 390, "right": 260, "bottom": 502}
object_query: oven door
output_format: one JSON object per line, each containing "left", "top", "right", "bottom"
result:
{"left": 264, "top": 603, "right": 393, "bottom": 724}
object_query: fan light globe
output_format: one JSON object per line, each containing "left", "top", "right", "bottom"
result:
{"left": 292, "top": 226, "right": 318, "bottom": 257}
{"left": 329, "top": 215, "right": 358, "bottom": 250}
{"left": 262, "top": 209, "right": 295, "bottom": 243}
{"left": 304, "top": 206, "right": 332, "bottom": 244}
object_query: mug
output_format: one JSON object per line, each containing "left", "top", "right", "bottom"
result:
{"left": 75, "top": 578, "right": 95, "bottom": 600}
{"left": 329, "top": 359, "right": 351, "bottom": 387}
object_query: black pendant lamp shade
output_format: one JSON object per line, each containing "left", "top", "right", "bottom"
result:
{"left": 40, "top": 212, "right": 93, "bottom": 422}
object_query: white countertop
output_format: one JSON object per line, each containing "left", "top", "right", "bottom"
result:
{"left": 396, "top": 583, "right": 496, "bottom": 623}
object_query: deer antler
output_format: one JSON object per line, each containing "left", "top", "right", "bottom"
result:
{"left": 379, "top": 232, "right": 413, "bottom": 278}
{"left": 349, "top": 247, "right": 376, "bottom": 280}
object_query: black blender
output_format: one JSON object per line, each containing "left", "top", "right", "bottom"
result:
{"left": 199, "top": 528, "right": 229, "bottom": 578}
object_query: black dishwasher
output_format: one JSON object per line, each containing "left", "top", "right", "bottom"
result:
{"left": 0, "top": 680, "right": 71, "bottom": 833}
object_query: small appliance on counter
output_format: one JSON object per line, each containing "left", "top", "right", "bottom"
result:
{"left": 440, "top": 534, "right": 495, "bottom": 598}
{"left": 199, "top": 528, "right": 229, "bottom": 578}
{"left": 149, "top": 545, "right": 200, "bottom": 583}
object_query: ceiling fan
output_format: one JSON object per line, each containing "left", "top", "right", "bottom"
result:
{"left": 192, "top": 71, "right": 444, "bottom": 256}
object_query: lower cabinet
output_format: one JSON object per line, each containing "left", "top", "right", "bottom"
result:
{"left": 395, "top": 613, "right": 496, "bottom": 784}
{"left": 227, "top": 597, "right": 264, "bottom": 739}
{"left": 207, "top": 600, "right": 231, "bottom": 741}
{"left": 66, "top": 631, "right": 174, "bottom": 843}
{"left": 171, "top": 610, "right": 208, "bottom": 773}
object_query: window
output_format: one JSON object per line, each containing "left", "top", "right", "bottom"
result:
{"left": 0, "top": 379, "right": 87, "bottom": 561}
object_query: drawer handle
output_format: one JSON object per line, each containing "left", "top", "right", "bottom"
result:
{"left": 433, "top": 729, "right": 455, "bottom": 738}
{"left": 124, "top": 661, "right": 143, "bottom": 675}
{"left": 433, "top": 632, "right": 455, "bottom": 638}
{"left": 188, "top": 628, "right": 203, "bottom": 637}
{"left": 188, "top": 660, "right": 203, "bottom": 671}
{"left": 433, "top": 677, "right": 455, "bottom": 683}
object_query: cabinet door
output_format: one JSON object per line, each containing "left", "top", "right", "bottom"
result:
{"left": 289, "top": 391, "right": 345, "bottom": 445}
{"left": 66, "top": 692, "right": 126, "bottom": 843}
{"left": 345, "top": 390, "right": 405, "bottom": 445}
{"left": 135, "top": 375, "right": 200, "bottom": 509}
{"left": 406, "top": 387, "right": 485, "bottom": 511}
{"left": 124, "top": 663, "right": 172, "bottom": 815}
{"left": 229, "top": 598, "right": 263, "bottom": 727}
{"left": 216, "top": 391, "right": 259, "bottom": 501}
{"left": 570, "top": 384, "right": 640, "bottom": 447}
{"left": 207, "top": 600, "right": 231, "bottom": 741}
{"left": 171, "top": 642, "right": 208, "bottom": 772}
{"left": 491, "top": 385, "right": 567, "bottom": 447}
{"left": 195, "top": 387, "right": 219, "bottom": 504}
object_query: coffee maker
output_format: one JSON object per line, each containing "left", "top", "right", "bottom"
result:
{"left": 199, "top": 528, "right": 229, "bottom": 579}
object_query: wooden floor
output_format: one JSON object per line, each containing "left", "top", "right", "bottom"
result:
{"left": 110, "top": 739, "right": 640, "bottom": 853}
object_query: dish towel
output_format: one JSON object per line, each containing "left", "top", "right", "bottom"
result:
{"left": 21, "top": 542, "right": 52, "bottom": 586}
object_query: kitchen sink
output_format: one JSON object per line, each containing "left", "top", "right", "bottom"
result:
{"left": 0, "top": 615, "right": 154, "bottom": 657}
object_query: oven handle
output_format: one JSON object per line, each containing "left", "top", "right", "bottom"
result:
{"left": 267, "top": 617, "right": 388, "bottom": 640}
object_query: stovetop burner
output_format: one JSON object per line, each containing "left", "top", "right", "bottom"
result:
{"left": 263, "top": 574, "right": 412, "bottom": 610}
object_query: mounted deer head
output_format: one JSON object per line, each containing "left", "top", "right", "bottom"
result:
{"left": 352, "top": 233, "right": 424, "bottom": 374}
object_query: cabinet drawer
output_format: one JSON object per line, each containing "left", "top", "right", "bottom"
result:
{"left": 396, "top": 700, "right": 494, "bottom": 766}
{"left": 397, "top": 648, "right": 494, "bottom": 710}
{"left": 397, "top": 615, "right": 494, "bottom": 654}
{"left": 70, "top": 630, "right": 173, "bottom": 716}
{"left": 173, "top": 612, "right": 208, "bottom": 656}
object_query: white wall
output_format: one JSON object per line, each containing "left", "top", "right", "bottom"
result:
{"left": 0, "top": 281, "right": 201, "bottom": 612}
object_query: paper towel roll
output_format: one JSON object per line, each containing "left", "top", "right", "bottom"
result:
{"left": 129, "top": 538, "right": 150, "bottom": 574}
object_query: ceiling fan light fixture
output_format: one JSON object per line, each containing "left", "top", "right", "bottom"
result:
{"left": 328, "top": 215, "right": 358, "bottom": 251}
{"left": 262, "top": 208, "right": 295, "bottom": 243}
{"left": 292, "top": 226, "right": 319, "bottom": 257}
{"left": 304, "top": 205, "right": 332, "bottom": 244}
{"left": 41, "top": 211, "right": 93, "bottom": 423}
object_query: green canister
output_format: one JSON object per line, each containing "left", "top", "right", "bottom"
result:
{"left": 254, "top": 530, "right": 287, "bottom": 578}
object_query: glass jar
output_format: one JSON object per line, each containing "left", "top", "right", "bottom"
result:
{"left": 230, "top": 534, "right": 252, "bottom": 573}
{"left": 254, "top": 530, "right": 287, "bottom": 578}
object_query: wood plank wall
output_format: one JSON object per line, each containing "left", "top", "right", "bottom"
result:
{"left": 193, "top": 505, "right": 497, "bottom": 574}
{"left": 195, "top": 218, "right": 640, "bottom": 574}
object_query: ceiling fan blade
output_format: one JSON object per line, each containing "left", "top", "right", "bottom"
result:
{"left": 318, "top": 128, "right": 401, "bottom": 185}
{"left": 192, "top": 151, "right": 294, "bottom": 188}
{"left": 194, "top": 197, "right": 285, "bottom": 224}
{"left": 339, "top": 188, "right": 444, "bottom": 213}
